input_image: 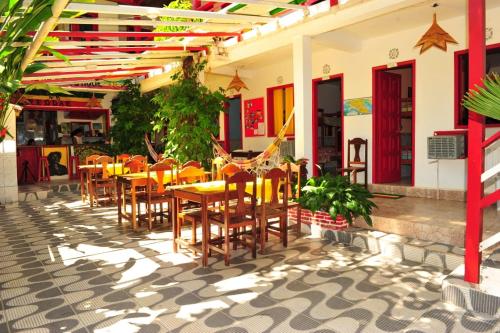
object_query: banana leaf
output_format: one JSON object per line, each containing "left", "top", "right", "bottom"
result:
{"left": 462, "top": 73, "right": 500, "bottom": 121}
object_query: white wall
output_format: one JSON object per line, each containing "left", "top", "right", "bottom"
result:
{"left": 206, "top": 6, "right": 500, "bottom": 191}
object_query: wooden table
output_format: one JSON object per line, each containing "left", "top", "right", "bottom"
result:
{"left": 78, "top": 163, "right": 127, "bottom": 207}
{"left": 115, "top": 171, "right": 175, "bottom": 231}
{"left": 172, "top": 179, "right": 270, "bottom": 267}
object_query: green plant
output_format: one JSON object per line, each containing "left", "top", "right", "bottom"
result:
{"left": 152, "top": 57, "right": 226, "bottom": 166}
{"left": 0, "top": 0, "right": 70, "bottom": 142}
{"left": 110, "top": 80, "right": 156, "bottom": 155}
{"left": 297, "top": 174, "right": 376, "bottom": 226}
{"left": 462, "top": 72, "right": 500, "bottom": 121}
{"left": 154, "top": 0, "right": 202, "bottom": 37}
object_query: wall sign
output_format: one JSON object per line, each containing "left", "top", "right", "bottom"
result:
{"left": 244, "top": 97, "right": 265, "bottom": 137}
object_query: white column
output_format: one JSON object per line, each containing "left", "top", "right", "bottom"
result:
{"left": 0, "top": 104, "right": 19, "bottom": 204}
{"left": 293, "top": 35, "right": 313, "bottom": 175}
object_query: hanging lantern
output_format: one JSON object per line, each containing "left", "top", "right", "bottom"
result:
{"left": 227, "top": 70, "right": 248, "bottom": 92}
{"left": 415, "top": 13, "right": 457, "bottom": 54}
{"left": 86, "top": 93, "right": 102, "bottom": 108}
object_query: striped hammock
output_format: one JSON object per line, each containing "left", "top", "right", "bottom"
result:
{"left": 211, "top": 107, "right": 295, "bottom": 173}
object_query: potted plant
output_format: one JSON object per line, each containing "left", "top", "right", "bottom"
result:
{"left": 296, "top": 174, "right": 376, "bottom": 229}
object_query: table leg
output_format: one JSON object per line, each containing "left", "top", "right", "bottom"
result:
{"left": 173, "top": 196, "right": 179, "bottom": 253}
{"left": 80, "top": 169, "right": 86, "bottom": 203}
{"left": 202, "top": 197, "right": 208, "bottom": 267}
{"left": 131, "top": 184, "right": 137, "bottom": 231}
{"left": 117, "top": 180, "right": 122, "bottom": 224}
{"left": 88, "top": 171, "right": 94, "bottom": 207}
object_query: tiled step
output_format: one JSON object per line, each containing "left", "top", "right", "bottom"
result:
{"left": 309, "top": 226, "right": 465, "bottom": 271}
{"left": 441, "top": 248, "right": 500, "bottom": 317}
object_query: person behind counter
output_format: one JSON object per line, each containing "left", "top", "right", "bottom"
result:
{"left": 71, "top": 128, "right": 84, "bottom": 145}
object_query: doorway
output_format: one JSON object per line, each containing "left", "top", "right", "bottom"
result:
{"left": 373, "top": 62, "right": 415, "bottom": 186}
{"left": 313, "top": 76, "right": 343, "bottom": 176}
{"left": 225, "top": 96, "right": 242, "bottom": 152}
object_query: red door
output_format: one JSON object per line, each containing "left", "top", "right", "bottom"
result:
{"left": 374, "top": 71, "right": 401, "bottom": 183}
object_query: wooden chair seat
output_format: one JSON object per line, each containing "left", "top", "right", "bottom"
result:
{"left": 339, "top": 138, "right": 368, "bottom": 188}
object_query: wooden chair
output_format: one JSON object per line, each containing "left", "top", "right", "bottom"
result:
{"left": 220, "top": 163, "right": 241, "bottom": 179}
{"left": 339, "top": 138, "right": 368, "bottom": 188}
{"left": 280, "top": 162, "right": 303, "bottom": 237}
{"left": 116, "top": 154, "right": 130, "bottom": 164}
{"left": 92, "top": 155, "right": 115, "bottom": 206}
{"left": 85, "top": 154, "right": 100, "bottom": 165}
{"left": 124, "top": 158, "right": 147, "bottom": 174}
{"left": 177, "top": 166, "right": 206, "bottom": 184}
{"left": 137, "top": 163, "right": 175, "bottom": 230}
{"left": 182, "top": 160, "right": 202, "bottom": 169}
{"left": 211, "top": 157, "right": 225, "bottom": 180}
{"left": 130, "top": 155, "right": 147, "bottom": 165}
{"left": 257, "top": 168, "right": 289, "bottom": 253}
{"left": 159, "top": 157, "right": 178, "bottom": 167}
{"left": 208, "top": 171, "right": 258, "bottom": 266}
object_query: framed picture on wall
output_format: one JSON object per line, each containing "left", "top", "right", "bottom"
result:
{"left": 42, "top": 146, "right": 69, "bottom": 177}
{"left": 244, "top": 97, "right": 265, "bottom": 137}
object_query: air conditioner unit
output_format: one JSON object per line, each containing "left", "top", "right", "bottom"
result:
{"left": 427, "top": 135, "right": 466, "bottom": 159}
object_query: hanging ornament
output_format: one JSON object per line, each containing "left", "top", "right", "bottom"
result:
{"left": 415, "top": 13, "right": 457, "bottom": 54}
{"left": 86, "top": 93, "right": 102, "bottom": 108}
{"left": 227, "top": 70, "right": 248, "bottom": 92}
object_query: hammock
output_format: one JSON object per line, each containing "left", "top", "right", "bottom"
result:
{"left": 211, "top": 107, "right": 295, "bottom": 174}
{"left": 145, "top": 108, "right": 295, "bottom": 172}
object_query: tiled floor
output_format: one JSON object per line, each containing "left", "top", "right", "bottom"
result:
{"left": 0, "top": 192, "right": 498, "bottom": 333}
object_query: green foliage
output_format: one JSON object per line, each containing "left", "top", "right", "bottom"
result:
{"left": 462, "top": 73, "right": 500, "bottom": 121}
{"left": 154, "top": 0, "right": 202, "bottom": 37}
{"left": 152, "top": 57, "right": 226, "bottom": 166}
{"left": 297, "top": 174, "right": 376, "bottom": 226}
{"left": 110, "top": 81, "right": 156, "bottom": 155}
{"left": 0, "top": 0, "right": 70, "bottom": 137}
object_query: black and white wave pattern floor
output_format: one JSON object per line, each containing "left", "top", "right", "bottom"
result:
{"left": 0, "top": 192, "right": 498, "bottom": 333}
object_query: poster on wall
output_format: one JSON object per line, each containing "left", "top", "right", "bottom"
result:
{"left": 42, "top": 146, "right": 69, "bottom": 177}
{"left": 244, "top": 97, "right": 265, "bottom": 137}
{"left": 344, "top": 97, "right": 372, "bottom": 116}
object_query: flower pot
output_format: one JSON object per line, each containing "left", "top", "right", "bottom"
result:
{"left": 288, "top": 207, "right": 349, "bottom": 232}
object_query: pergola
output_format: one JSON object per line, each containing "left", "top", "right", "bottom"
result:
{"left": 17, "top": 0, "right": 331, "bottom": 93}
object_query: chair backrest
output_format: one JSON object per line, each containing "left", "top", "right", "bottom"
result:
{"left": 224, "top": 171, "right": 256, "bottom": 220}
{"left": 95, "top": 155, "right": 114, "bottom": 179}
{"left": 115, "top": 154, "right": 130, "bottom": 164}
{"left": 130, "top": 155, "right": 147, "bottom": 164}
{"left": 85, "top": 154, "right": 100, "bottom": 165}
{"left": 177, "top": 166, "right": 206, "bottom": 184}
{"left": 182, "top": 160, "right": 202, "bottom": 169}
{"left": 147, "top": 162, "right": 174, "bottom": 194}
{"left": 124, "top": 158, "right": 147, "bottom": 173}
{"left": 261, "top": 168, "right": 288, "bottom": 206}
{"left": 347, "top": 138, "right": 368, "bottom": 167}
{"left": 211, "top": 157, "right": 225, "bottom": 180}
{"left": 280, "top": 162, "right": 302, "bottom": 200}
{"left": 220, "top": 163, "right": 241, "bottom": 180}
{"left": 159, "top": 157, "right": 178, "bottom": 167}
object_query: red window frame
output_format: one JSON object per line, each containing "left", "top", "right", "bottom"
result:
{"left": 454, "top": 42, "right": 500, "bottom": 129}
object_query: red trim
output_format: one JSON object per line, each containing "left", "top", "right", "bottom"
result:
{"left": 481, "top": 189, "right": 500, "bottom": 209}
{"left": 44, "top": 31, "right": 240, "bottom": 38}
{"left": 23, "top": 66, "right": 160, "bottom": 77}
{"left": 22, "top": 105, "right": 109, "bottom": 112}
{"left": 434, "top": 130, "right": 468, "bottom": 136}
{"left": 464, "top": 0, "right": 486, "bottom": 284}
{"left": 372, "top": 60, "right": 416, "bottom": 187}
{"left": 40, "top": 46, "right": 208, "bottom": 55}
{"left": 482, "top": 131, "right": 500, "bottom": 148}
{"left": 266, "top": 83, "right": 294, "bottom": 138}
{"left": 22, "top": 73, "right": 147, "bottom": 84}
{"left": 454, "top": 42, "right": 500, "bottom": 129}
{"left": 61, "top": 85, "right": 126, "bottom": 91}
{"left": 330, "top": 0, "right": 338, "bottom": 6}
{"left": 312, "top": 74, "right": 344, "bottom": 177}
{"left": 106, "top": 109, "right": 111, "bottom": 134}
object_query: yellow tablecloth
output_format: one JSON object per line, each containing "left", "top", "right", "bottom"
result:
{"left": 185, "top": 179, "right": 273, "bottom": 202}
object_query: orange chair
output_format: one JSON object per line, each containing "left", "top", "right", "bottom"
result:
{"left": 124, "top": 158, "right": 147, "bottom": 174}
{"left": 182, "top": 160, "right": 202, "bottom": 169}
{"left": 177, "top": 166, "right": 206, "bottom": 184}
{"left": 257, "top": 168, "right": 289, "bottom": 253}
{"left": 220, "top": 163, "right": 241, "bottom": 179}
{"left": 207, "top": 171, "right": 258, "bottom": 266}
{"left": 130, "top": 155, "right": 147, "bottom": 165}
{"left": 116, "top": 154, "right": 131, "bottom": 164}
{"left": 85, "top": 154, "right": 100, "bottom": 165}
{"left": 137, "top": 163, "right": 175, "bottom": 230}
{"left": 92, "top": 156, "right": 115, "bottom": 206}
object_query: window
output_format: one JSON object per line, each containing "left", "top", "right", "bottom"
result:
{"left": 267, "top": 84, "right": 294, "bottom": 136}
{"left": 455, "top": 44, "right": 500, "bottom": 127}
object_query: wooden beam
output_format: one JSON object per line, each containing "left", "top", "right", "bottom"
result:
{"left": 45, "top": 31, "right": 241, "bottom": 38}
{"left": 20, "top": 0, "right": 70, "bottom": 71}
{"left": 207, "top": 0, "right": 306, "bottom": 10}
{"left": 57, "top": 17, "right": 250, "bottom": 29}
{"left": 64, "top": 2, "right": 274, "bottom": 23}
{"left": 40, "top": 46, "right": 208, "bottom": 55}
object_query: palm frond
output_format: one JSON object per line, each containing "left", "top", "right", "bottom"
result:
{"left": 462, "top": 73, "right": 500, "bottom": 121}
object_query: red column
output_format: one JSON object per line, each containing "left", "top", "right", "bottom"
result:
{"left": 464, "top": 0, "right": 486, "bottom": 284}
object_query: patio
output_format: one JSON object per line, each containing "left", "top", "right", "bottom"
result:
{"left": 0, "top": 191, "right": 497, "bottom": 333}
